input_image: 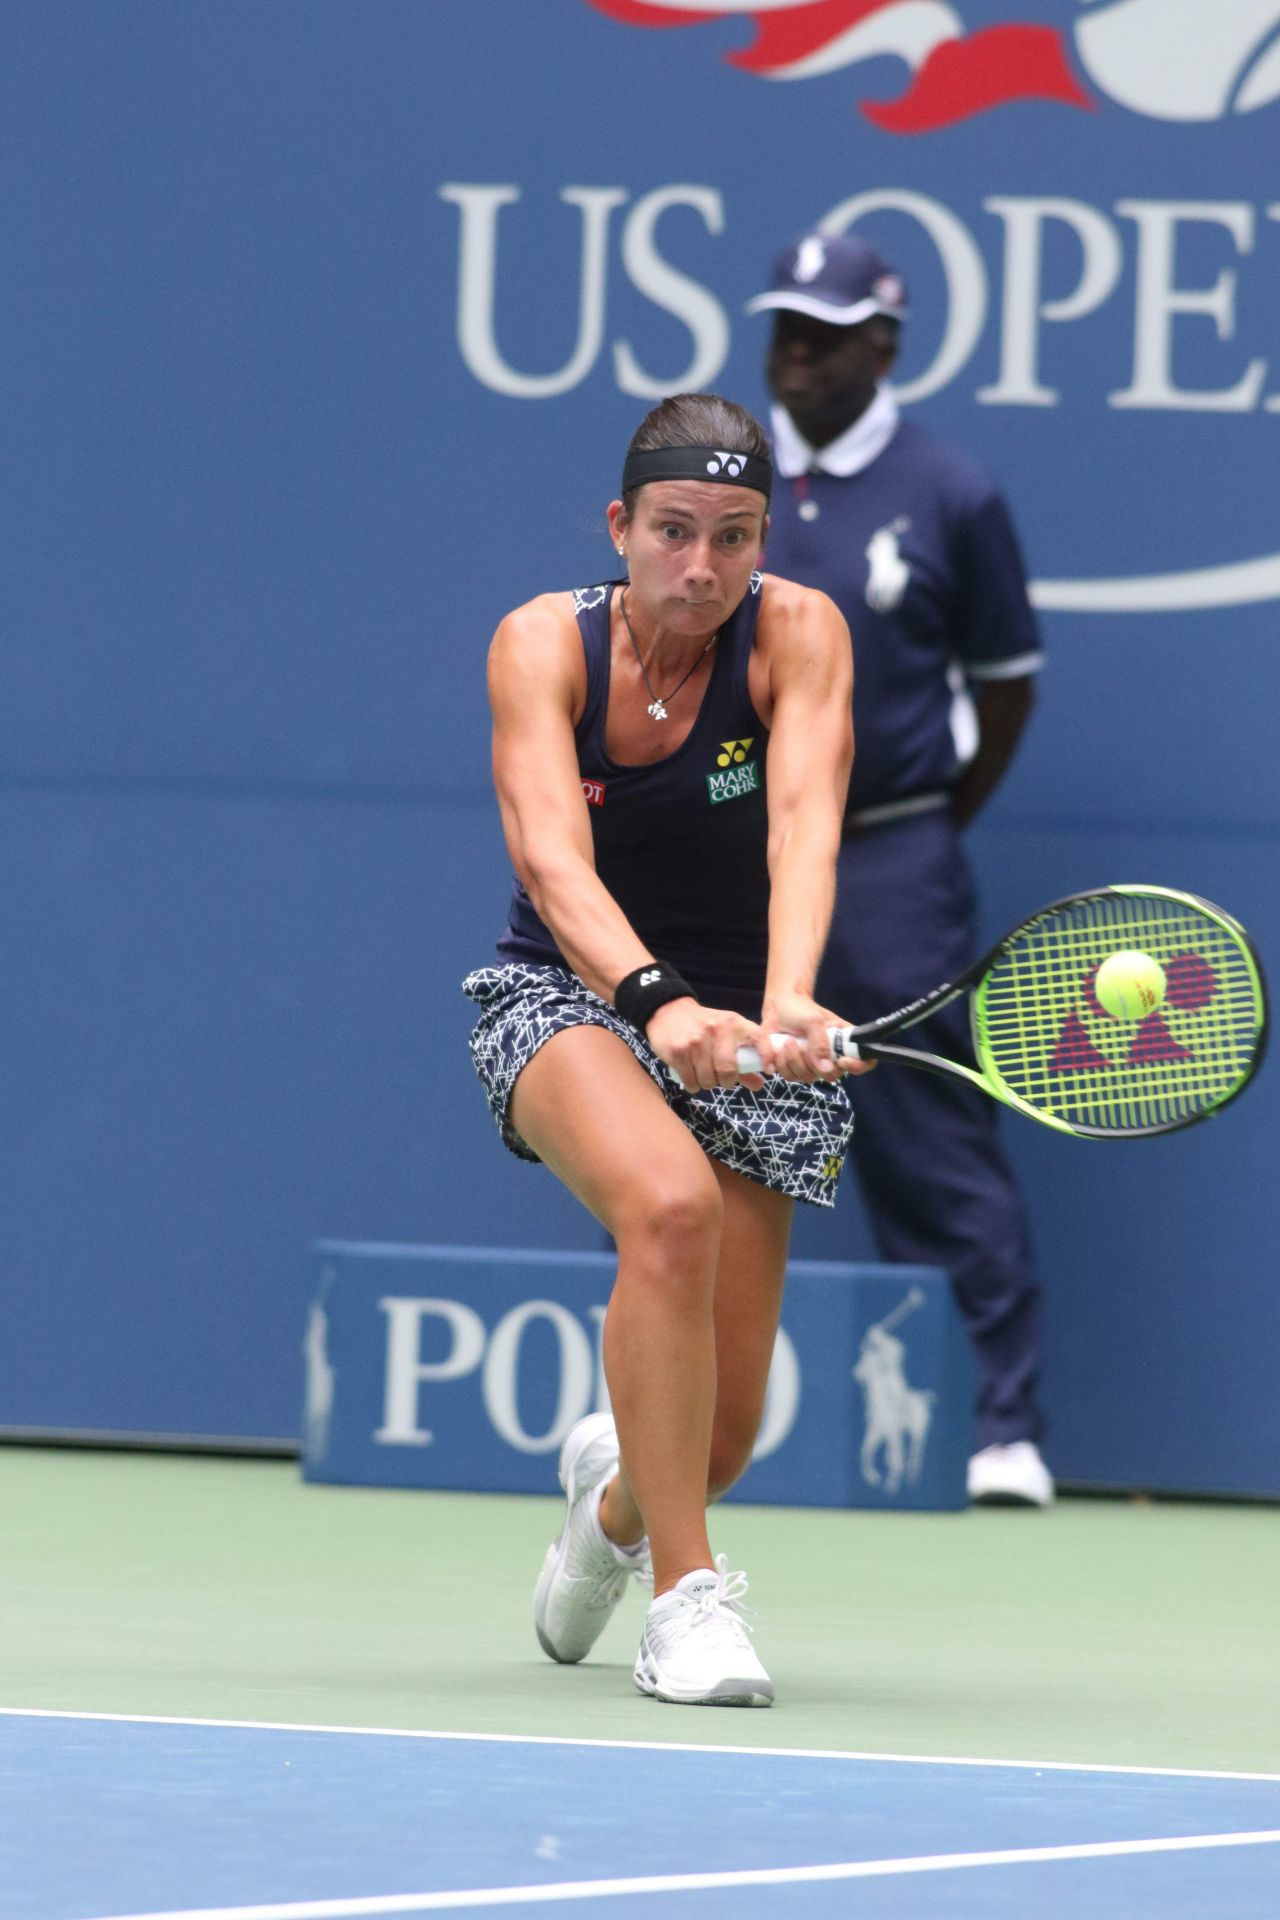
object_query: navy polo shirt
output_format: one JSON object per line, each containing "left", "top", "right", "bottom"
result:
{"left": 764, "top": 404, "right": 1044, "bottom": 818}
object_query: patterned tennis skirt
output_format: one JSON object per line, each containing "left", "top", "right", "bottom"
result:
{"left": 462, "top": 961, "right": 854, "bottom": 1210}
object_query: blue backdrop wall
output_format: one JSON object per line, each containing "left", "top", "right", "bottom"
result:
{"left": 3, "top": 0, "right": 1277, "bottom": 1490}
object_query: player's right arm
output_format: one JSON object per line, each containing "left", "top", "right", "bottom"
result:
{"left": 489, "top": 597, "right": 657, "bottom": 1005}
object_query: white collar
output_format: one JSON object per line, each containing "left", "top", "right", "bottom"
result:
{"left": 770, "top": 385, "right": 900, "bottom": 480}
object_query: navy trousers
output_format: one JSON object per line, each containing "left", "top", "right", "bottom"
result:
{"left": 817, "top": 810, "right": 1043, "bottom": 1449}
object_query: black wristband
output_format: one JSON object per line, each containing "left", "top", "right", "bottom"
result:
{"left": 614, "top": 962, "right": 696, "bottom": 1034}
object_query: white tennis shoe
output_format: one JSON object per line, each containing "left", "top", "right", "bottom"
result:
{"left": 968, "top": 1440, "right": 1055, "bottom": 1507}
{"left": 634, "top": 1555, "right": 773, "bottom": 1707}
{"left": 534, "top": 1413, "right": 650, "bottom": 1664}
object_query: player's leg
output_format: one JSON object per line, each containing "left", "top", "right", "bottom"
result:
{"left": 705, "top": 1157, "right": 793, "bottom": 1502}
{"left": 514, "top": 1028, "right": 775, "bottom": 1704}
{"left": 818, "top": 814, "right": 1049, "bottom": 1496}
{"left": 584, "top": 1158, "right": 792, "bottom": 1514}
{"left": 627, "top": 1155, "right": 787, "bottom": 1707}
{"left": 592, "top": 1168, "right": 792, "bottom": 1523}
{"left": 510, "top": 1025, "right": 723, "bottom": 1593}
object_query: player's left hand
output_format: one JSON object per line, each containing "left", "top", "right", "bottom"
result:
{"left": 760, "top": 992, "right": 878, "bottom": 1084}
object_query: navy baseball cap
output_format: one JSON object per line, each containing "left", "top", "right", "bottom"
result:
{"left": 746, "top": 232, "right": 908, "bottom": 327}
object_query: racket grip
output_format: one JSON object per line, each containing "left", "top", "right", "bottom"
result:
{"left": 736, "top": 1028, "right": 861, "bottom": 1075}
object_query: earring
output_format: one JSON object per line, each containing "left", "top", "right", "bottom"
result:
{"left": 617, "top": 547, "right": 625, "bottom": 556}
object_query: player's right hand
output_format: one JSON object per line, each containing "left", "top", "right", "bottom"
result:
{"left": 645, "top": 1000, "right": 769, "bottom": 1093}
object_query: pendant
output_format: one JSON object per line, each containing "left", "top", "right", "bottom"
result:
{"left": 647, "top": 699, "right": 669, "bottom": 721}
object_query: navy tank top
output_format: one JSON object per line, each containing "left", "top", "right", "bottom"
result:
{"left": 496, "top": 574, "right": 771, "bottom": 1017}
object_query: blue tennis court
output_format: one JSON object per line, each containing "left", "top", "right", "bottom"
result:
{"left": 5, "top": 1709, "right": 1279, "bottom": 1920}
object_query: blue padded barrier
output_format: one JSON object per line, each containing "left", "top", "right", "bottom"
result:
{"left": 302, "top": 1243, "right": 973, "bottom": 1511}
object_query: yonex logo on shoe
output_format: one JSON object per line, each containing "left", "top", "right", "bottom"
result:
{"left": 705, "top": 450, "right": 746, "bottom": 477}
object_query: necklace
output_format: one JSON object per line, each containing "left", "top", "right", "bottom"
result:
{"left": 619, "top": 590, "right": 719, "bottom": 722}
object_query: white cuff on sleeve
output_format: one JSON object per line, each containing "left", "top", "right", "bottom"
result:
{"left": 964, "top": 651, "right": 1046, "bottom": 682}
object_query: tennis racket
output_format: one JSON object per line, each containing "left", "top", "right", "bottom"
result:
{"left": 737, "top": 885, "right": 1268, "bottom": 1139}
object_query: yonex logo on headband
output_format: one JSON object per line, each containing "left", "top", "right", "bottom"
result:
{"left": 706, "top": 450, "right": 745, "bottom": 477}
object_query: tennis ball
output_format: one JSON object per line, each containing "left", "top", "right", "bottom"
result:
{"left": 1094, "top": 950, "right": 1167, "bottom": 1021}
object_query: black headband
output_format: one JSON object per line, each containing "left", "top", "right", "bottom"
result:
{"left": 621, "top": 445, "right": 772, "bottom": 500}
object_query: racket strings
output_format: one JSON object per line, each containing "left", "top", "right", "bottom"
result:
{"left": 987, "top": 920, "right": 1253, "bottom": 1127}
{"left": 975, "top": 893, "right": 1263, "bottom": 1133}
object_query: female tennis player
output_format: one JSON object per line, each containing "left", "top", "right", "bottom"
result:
{"left": 463, "top": 393, "right": 871, "bottom": 1708}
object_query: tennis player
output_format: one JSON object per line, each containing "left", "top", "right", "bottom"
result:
{"left": 463, "top": 392, "right": 872, "bottom": 1708}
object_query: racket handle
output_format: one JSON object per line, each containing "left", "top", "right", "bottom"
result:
{"left": 736, "top": 1028, "right": 861, "bottom": 1075}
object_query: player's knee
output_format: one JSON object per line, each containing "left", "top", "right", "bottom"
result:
{"left": 615, "top": 1168, "right": 722, "bottom": 1284}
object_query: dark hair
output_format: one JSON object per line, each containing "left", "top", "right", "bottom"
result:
{"left": 619, "top": 392, "right": 770, "bottom": 520}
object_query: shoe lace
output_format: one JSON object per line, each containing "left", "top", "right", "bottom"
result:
{"left": 690, "top": 1553, "right": 755, "bottom": 1637}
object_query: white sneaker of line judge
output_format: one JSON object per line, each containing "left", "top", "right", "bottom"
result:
{"left": 968, "top": 1440, "right": 1055, "bottom": 1508}
{"left": 534, "top": 1413, "right": 651, "bottom": 1665}
{"left": 634, "top": 1556, "right": 774, "bottom": 1707}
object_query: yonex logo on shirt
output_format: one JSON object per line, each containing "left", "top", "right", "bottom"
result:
{"left": 706, "top": 760, "right": 759, "bottom": 805}
{"left": 716, "top": 738, "right": 754, "bottom": 767}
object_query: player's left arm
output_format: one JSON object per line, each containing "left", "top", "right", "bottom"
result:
{"left": 758, "top": 578, "right": 870, "bottom": 1079}
{"left": 950, "top": 489, "right": 1045, "bottom": 827}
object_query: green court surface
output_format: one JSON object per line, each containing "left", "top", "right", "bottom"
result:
{"left": 3, "top": 1446, "right": 1277, "bottom": 1773}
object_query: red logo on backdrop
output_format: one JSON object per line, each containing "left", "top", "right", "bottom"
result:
{"left": 582, "top": 778, "right": 607, "bottom": 806}
{"left": 583, "top": 2, "right": 1280, "bottom": 133}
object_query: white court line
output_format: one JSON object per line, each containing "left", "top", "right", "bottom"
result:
{"left": 77, "top": 1830, "right": 1280, "bottom": 1920}
{"left": 3, "top": 1707, "right": 1279, "bottom": 1784}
